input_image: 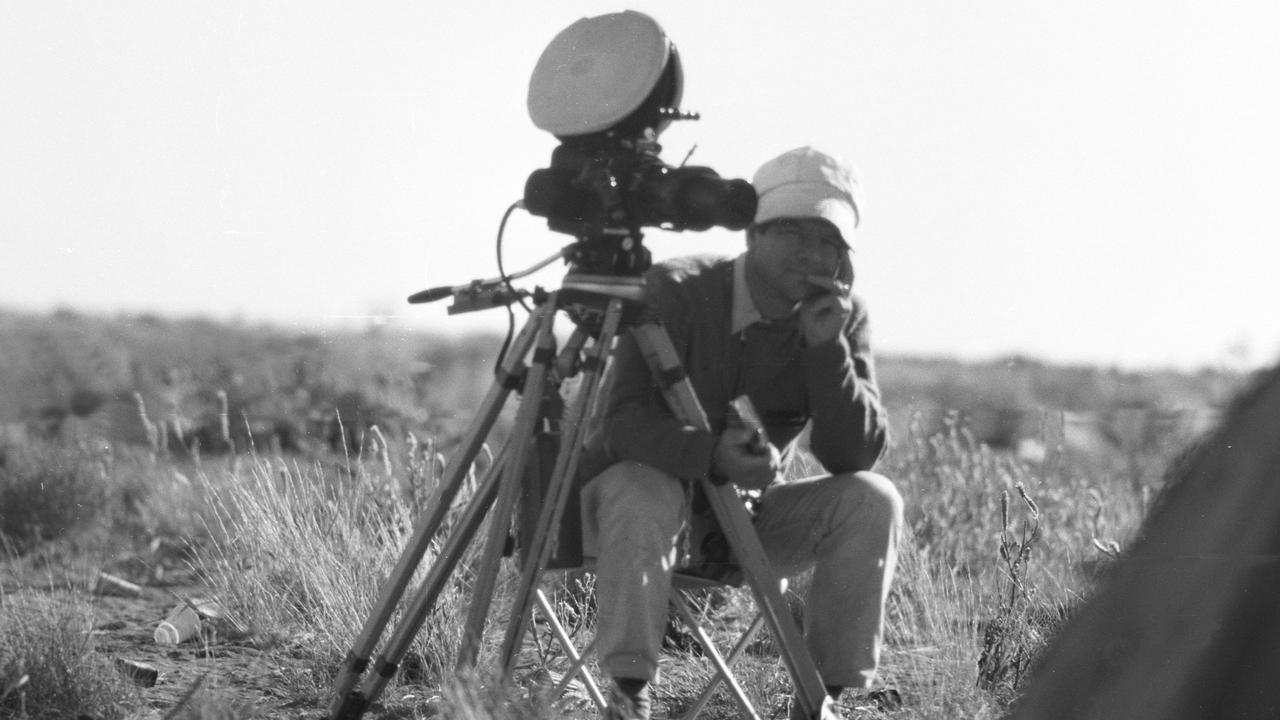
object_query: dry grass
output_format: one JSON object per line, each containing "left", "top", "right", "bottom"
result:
{"left": 0, "top": 406, "right": 1193, "bottom": 720}
{"left": 194, "top": 432, "right": 488, "bottom": 705}
{"left": 0, "top": 589, "right": 141, "bottom": 720}
{"left": 0, "top": 309, "right": 1239, "bottom": 719}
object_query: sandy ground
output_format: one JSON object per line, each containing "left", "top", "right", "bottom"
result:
{"left": 2, "top": 554, "right": 328, "bottom": 720}
{"left": 87, "top": 581, "right": 322, "bottom": 718}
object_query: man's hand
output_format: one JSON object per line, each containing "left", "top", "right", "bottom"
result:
{"left": 711, "top": 427, "right": 780, "bottom": 491}
{"left": 798, "top": 275, "right": 853, "bottom": 346}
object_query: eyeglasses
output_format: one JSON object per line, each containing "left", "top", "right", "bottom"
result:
{"left": 761, "top": 219, "right": 845, "bottom": 256}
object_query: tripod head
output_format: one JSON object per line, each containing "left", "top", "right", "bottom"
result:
{"left": 407, "top": 246, "right": 649, "bottom": 336}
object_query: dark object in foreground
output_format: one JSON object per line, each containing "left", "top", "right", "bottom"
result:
{"left": 114, "top": 658, "right": 158, "bottom": 687}
{"left": 1010, "top": 364, "right": 1280, "bottom": 720}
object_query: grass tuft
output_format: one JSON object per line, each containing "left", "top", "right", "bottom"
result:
{"left": 976, "top": 484, "right": 1048, "bottom": 700}
{"left": 196, "top": 439, "right": 479, "bottom": 695}
{"left": 0, "top": 589, "right": 140, "bottom": 720}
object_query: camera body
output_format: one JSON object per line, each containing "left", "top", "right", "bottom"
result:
{"left": 524, "top": 132, "right": 756, "bottom": 275}
{"left": 523, "top": 11, "right": 756, "bottom": 277}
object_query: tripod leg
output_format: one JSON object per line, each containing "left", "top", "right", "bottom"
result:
{"left": 457, "top": 297, "right": 560, "bottom": 668}
{"left": 326, "top": 310, "right": 542, "bottom": 719}
{"left": 498, "top": 297, "right": 625, "bottom": 673}
{"left": 349, "top": 438, "right": 510, "bottom": 716}
{"left": 630, "top": 324, "right": 830, "bottom": 720}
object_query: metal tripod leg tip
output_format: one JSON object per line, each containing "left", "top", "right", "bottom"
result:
{"left": 328, "top": 691, "right": 368, "bottom": 720}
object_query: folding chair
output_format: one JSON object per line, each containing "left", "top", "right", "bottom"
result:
{"left": 531, "top": 574, "right": 778, "bottom": 719}
{"left": 523, "top": 503, "right": 780, "bottom": 720}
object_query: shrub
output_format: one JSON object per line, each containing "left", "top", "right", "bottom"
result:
{"left": 197, "top": 434, "right": 474, "bottom": 694}
{"left": 0, "top": 440, "right": 107, "bottom": 554}
{"left": 0, "top": 590, "right": 140, "bottom": 720}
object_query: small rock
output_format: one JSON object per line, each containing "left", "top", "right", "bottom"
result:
{"left": 114, "top": 658, "right": 159, "bottom": 687}
{"left": 191, "top": 597, "right": 228, "bottom": 619}
{"left": 191, "top": 597, "right": 249, "bottom": 639}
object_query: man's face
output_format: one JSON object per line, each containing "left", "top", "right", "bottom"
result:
{"left": 746, "top": 217, "right": 848, "bottom": 303}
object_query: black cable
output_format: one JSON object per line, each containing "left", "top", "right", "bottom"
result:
{"left": 496, "top": 201, "right": 531, "bottom": 314}
{"left": 494, "top": 200, "right": 527, "bottom": 370}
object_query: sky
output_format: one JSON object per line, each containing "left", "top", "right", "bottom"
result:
{"left": 3, "top": 1, "right": 1278, "bottom": 371}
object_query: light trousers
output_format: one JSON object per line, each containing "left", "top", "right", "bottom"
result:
{"left": 581, "top": 460, "right": 903, "bottom": 688}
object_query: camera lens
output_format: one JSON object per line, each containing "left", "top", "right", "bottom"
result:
{"left": 639, "top": 166, "right": 757, "bottom": 232}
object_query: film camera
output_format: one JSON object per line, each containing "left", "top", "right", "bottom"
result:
{"left": 408, "top": 11, "right": 753, "bottom": 313}
{"left": 523, "top": 11, "right": 757, "bottom": 277}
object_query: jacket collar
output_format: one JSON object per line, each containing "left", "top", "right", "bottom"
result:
{"left": 731, "top": 253, "right": 764, "bottom": 334}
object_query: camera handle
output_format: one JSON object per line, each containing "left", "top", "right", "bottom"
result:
{"left": 326, "top": 284, "right": 829, "bottom": 720}
{"left": 407, "top": 245, "right": 572, "bottom": 314}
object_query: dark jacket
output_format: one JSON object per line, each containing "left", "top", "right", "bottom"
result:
{"left": 580, "top": 254, "right": 887, "bottom": 482}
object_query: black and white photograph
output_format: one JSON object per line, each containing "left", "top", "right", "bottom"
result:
{"left": 3, "top": 2, "right": 1278, "bottom": 718}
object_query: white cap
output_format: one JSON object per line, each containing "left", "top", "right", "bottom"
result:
{"left": 752, "top": 146, "right": 862, "bottom": 248}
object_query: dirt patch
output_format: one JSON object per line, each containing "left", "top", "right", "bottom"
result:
{"left": 88, "top": 585, "right": 322, "bottom": 718}
{"left": 4, "top": 562, "right": 328, "bottom": 720}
